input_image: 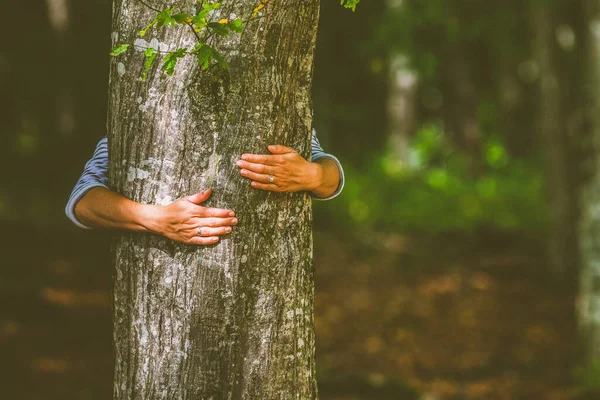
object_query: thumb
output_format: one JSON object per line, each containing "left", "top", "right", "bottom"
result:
{"left": 268, "top": 145, "right": 295, "bottom": 154}
{"left": 186, "top": 189, "right": 211, "bottom": 205}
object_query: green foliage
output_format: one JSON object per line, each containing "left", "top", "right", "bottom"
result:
{"left": 110, "top": 0, "right": 356, "bottom": 80}
{"left": 317, "top": 125, "right": 548, "bottom": 235}
{"left": 228, "top": 18, "right": 243, "bottom": 33}
{"left": 110, "top": 1, "right": 239, "bottom": 79}
{"left": 340, "top": 0, "right": 360, "bottom": 12}
{"left": 141, "top": 48, "right": 157, "bottom": 81}
{"left": 109, "top": 44, "right": 130, "bottom": 57}
{"left": 156, "top": 8, "right": 177, "bottom": 28}
{"left": 161, "top": 48, "right": 186, "bottom": 76}
{"left": 192, "top": 43, "right": 228, "bottom": 70}
{"left": 573, "top": 361, "right": 600, "bottom": 394}
{"left": 208, "top": 22, "right": 229, "bottom": 36}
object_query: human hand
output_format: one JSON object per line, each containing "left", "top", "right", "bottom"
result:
{"left": 146, "top": 189, "right": 237, "bottom": 245}
{"left": 236, "top": 145, "right": 323, "bottom": 193}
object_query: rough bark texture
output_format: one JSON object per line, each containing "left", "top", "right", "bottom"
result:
{"left": 107, "top": 0, "right": 320, "bottom": 398}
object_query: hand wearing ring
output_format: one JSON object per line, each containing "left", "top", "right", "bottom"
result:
{"left": 148, "top": 189, "right": 238, "bottom": 246}
{"left": 236, "top": 144, "right": 323, "bottom": 193}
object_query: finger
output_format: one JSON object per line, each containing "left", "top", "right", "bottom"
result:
{"left": 197, "top": 217, "right": 238, "bottom": 228}
{"left": 240, "top": 169, "right": 272, "bottom": 184}
{"left": 268, "top": 145, "right": 295, "bottom": 154}
{"left": 240, "top": 153, "right": 280, "bottom": 165}
{"left": 251, "top": 181, "right": 282, "bottom": 192}
{"left": 198, "top": 207, "right": 235, "bottom": 218}
{"left": 186, "top": 189, "right": 211, "bottom": 205}
{"left": 197, "top": 226, "right": 233, "bottom": 237}
{"left": 236, "top": 160, "right": 275, "bottom": 175}
{"left": 187, "top": 236, "right": 220, "bottom": 246}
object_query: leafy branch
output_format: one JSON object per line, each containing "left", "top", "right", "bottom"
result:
{"left": 111, "top": 0, "right": 359, "bottom": 80}
{"left": 340, "top": 0, "right": 360, "bottom": 12}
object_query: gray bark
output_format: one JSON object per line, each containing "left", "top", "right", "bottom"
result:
{"left": 385, "top": 0, "right": 416, "bottom": 166}
{"left": 107, "top": 0, "right": 320, "bottom": 398}
{"left": 387, "top": 55, "right": 417, "bottom": 166}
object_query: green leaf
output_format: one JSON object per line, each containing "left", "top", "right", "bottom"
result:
{"left": 212, "top": 48, "right": 228, "bottom": 69}
{"left": 228, "top": 18, "right": 243, "bottom": 33}
{"left": 340, "top": 0, "right": 359, "bottom": 11}
{"left": 161, "top": 48, "right": 187, "bottom": 76}
{"left": 156, "top": 7, "right": 176, "bottom": 28}
{"left": 208, "top": 22, "right": 229, "bottom": 36}
{"left": 172, "top": 13, "right": 191, "bottom": 23}
{"left": 139, "top": 18, "right": 158, "bottom": 37}
{"left": 110, "top": 44, "right": 130, "bottom": 57}
{"left": 199, "top": 1, "right": 221, "bottom": 14}
{"left": 192, "top": 13, "right": 208, "bottom": 32}
{"left": 141, "top": 48, "right": 158, "bottom": 81}
{"left": 193, "top": 43, "right": 214, "bottom": 70}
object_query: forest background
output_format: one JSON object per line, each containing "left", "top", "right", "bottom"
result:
{"left": 1, "top": 0, "right": 597, "bottom": 398}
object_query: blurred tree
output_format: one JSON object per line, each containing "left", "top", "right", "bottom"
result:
{"left": 532, "top": 0, "right": 579, "bottom": 281}
{"left": 375, "top": 0, "right": 538, "bottom": 167}
{"left": 108, "top": 0, "right": 319, "bottom": 398}
{"left": 577, "top": 0, "right": 600, "bottom": 370}
{"left": 385, "top": 0, "right": 418, "bottom": 165}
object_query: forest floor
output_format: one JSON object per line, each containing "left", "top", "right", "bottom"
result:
{"left": 313, "top": 230, "right": 579, "bottom": 400}
{"left": 0, "top": 225, "right": 585, "bottom": 399}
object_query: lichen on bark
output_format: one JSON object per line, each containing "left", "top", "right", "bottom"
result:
{"left": 107, "top": 0, "right": 321, "bottom": 398}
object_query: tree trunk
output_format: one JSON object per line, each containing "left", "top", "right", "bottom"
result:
{"left": 387, "top": 53, "right": 417, "bottom": 166}
{"left": 532, "top": 0, "right": 577, "bottom": 280}
{"left": 577, "top": 0, "right": 600, "bottom": 365}
{"left": 107, "top": 0, "right": 320, "bottom": 398}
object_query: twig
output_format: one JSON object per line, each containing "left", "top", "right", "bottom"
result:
{"left": 138, "top": 0, "right": 161, "bottom": 13}
{"left": 133, "top": 44, "right": 186, "bottom": 54}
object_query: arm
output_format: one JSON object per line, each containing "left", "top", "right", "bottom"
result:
{"left": 65, "top": 138, "right": 237, "bottom": 245}
{"left": 235, "top": 128, "right": 345, "bottom": 199}
{"left": 309, "top": 129, "right": 345, "bottom": 200}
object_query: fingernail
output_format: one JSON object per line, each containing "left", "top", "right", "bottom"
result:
{"left": 242, "top": 155, "right": 248, "bottom": 160}
{"left": 268, "top": 145, "right": 275, "bottom": 150}
{"left": 232, "top": 218, "right": 238, "bottom": 224}
{"left": 236, "top": 161, "right": 243, "bottom": 167}
{"left": 241, "top": 170, "right": 247, "bottom": 175}
{"left": 225, "top": 227, "right": 232, "bottom": 233}
{"left": 229, "top": 211, "right": 235, "bottom": 217}
{"left": 213, "top": 237, "right": 219, "bottom": 242}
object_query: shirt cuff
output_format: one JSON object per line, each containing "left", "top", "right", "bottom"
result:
{"left": 310, "top": 154, "right": 345, "bottom": 201}
{"left": 65, "top": 183, "right": 109, "bottom": 229}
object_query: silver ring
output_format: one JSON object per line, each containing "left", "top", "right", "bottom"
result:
{"left": 197, "top": 227, "right": 204, "bottom": 236}
{"left": 269, "top": 175, "right": 274, "bottom": 183}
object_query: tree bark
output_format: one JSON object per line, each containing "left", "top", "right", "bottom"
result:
{"left": 577, "top": 0, "right": 600, "bottom": 365}
{"left": 532, "top": 0, "right": 578, "bottom": 281}
{"left": 107, "top": 0, "right": 320, "bottom": 398}
{"left": 387, "top": 54, "right": 417, "bottom": 166}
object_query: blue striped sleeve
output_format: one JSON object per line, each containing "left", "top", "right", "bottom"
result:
{"left": 65, "top": 137, "right": 110, "bottom": 229}
{"left": 310, "top": 128, "right": 345, "bottom": 200}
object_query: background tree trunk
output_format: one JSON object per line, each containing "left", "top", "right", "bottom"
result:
{"left": 532, "top": 0, "right": 578, "bottom": 281}
{"left": 107, "top": 0, "right": 320, "bottom": 398}
{"left": 577, "top": 0, "right": 600, "bottom": 366}
{"left": 386, "top": 53, "right": 417, "bottom": 165}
